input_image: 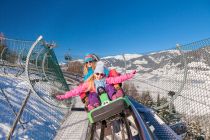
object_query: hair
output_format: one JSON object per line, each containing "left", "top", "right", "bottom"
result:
{"left": 83, "top": 61, "right": 96, "bottom": 75}
{"left": 85, "top": 74, "right": 96, "bottom": 92}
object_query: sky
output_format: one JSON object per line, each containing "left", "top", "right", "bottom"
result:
{"left": 1, "top": 0, "right": 210, "bottom": 62}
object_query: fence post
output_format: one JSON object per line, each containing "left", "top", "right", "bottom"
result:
{"left": 0, "top": 88, "right": 25, "bottom": 129}
{"left": 122, "top": 54, "right": 127, "bottom": 74}
{"left": 7, "top": 90, "right": 31, "bottom": 140}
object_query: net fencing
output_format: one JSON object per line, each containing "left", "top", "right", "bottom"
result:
{"left": 0, "top": 36, "right": 70, "bottom": 107}
{"left": 120, "top": 39, "right": 210, "bottom": 139}
{"left": 174, "top": 39, "right": 210, "bottom": 139}
{"left": 71, "top": 38, "right": 210, "bottom": 139}
{"left": 1, "top": 35, "right": 210, "bottom": 139}
{"left": 0, "top": 36, "right": 71, "bottom": 139}
{"left": 25, "top": 37, "right": 70, "bottom": 108}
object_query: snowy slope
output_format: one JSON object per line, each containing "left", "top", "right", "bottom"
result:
{"left": 0, "top": 75, "right": 69, "bottom": 140}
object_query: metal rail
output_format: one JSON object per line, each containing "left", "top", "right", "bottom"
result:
{"left": 128, "top": 96, "right": 181, "bottom": 140}
{"left": 127, "top": 96, "right": 155, "bottom": 140}
{"left": 85, "top": 98, "right": 156, "bottom": 140}
{"left": 7, "top": 90, "right": 32, "bottom": 140}
{"left": 0, "top": 88, "right": 25, "bottom": 129}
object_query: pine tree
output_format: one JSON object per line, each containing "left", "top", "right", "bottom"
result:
{"left": 123, "top": 82, "right": 140, "bottom": 101}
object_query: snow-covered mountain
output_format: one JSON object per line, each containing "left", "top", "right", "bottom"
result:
{"left": 102, "top": 49, "right": 210, "bottom": 117}
{"left": 101, "top": 50, "right": 182, "bottom": 73}
{"left": 101, "top": 48, "right": 210, "bottom": 73}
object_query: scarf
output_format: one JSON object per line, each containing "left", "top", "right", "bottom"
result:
{"left": 94, "top": 78, "right": 106, "bottom": 93}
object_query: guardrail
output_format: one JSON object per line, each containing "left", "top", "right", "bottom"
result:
{"left": 0, "top": 36, "right": 72, "bottom": 140}
{"left": 128, "top": 96, "right": 182, "bottom": 140}
{"left": 127, "top": 96, "right": 156, "bottom": 140}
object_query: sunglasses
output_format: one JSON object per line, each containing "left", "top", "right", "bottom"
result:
{"left": 86, "top": 61, "right": 93, "bottom": 64}
{"left": 95, "top": 73, "right": 105, "bottom": 76}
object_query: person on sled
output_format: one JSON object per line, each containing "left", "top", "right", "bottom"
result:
{"left": 56, "top": 61, "right": 136, "bottom": 111}
{"left": 80, "top": 54, "right": 124, "bottom": 110}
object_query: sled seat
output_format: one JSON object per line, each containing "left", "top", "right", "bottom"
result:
{"left": 88, "top": 97, "right": 130, "bottom": 123}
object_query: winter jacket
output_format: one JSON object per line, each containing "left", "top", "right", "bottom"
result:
{"left": 58, "top": 70, "right": 136, "bottom": 99}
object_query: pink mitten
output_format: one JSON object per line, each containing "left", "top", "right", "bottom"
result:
{"left": 116, "top": 89, "right": 123, "bottom": 98}
{"left": 87, "top": 104, "right": 94, "bottom": 111}
{"left": 56, "top": 95, "right": 64, "bottom": 100}
{"left": 111, "top": 94, "right": 117, "bottom": 100}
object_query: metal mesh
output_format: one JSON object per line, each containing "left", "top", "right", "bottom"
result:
{"left": 100, "top": 50, "right": 186, "bottom": 108}
{"left": 0, "top": 36, "right": 71, "bottom": 139}
{"left": 174, "top": 38, "right": 210, "bottom": 139}
{"left": 122, "top": 39, "right": 210, "bottom": 139}
{"left": 0, "top": 37, "right": 31, "bottom": 76}
{"left": 91, "top": 39, "right": 210, "bottom": 139}
{"left": 0, "top": 36, "right": 70, "bottom": 108}
{"left": 128, "top": 49, "right": 186, "bottom": 105}
{"left": 1, "top": 35, "right": 210, "bottom": 139}
{"left": 26, "top": 40, "right": 70, "bottom": 108}
{"left": 129, "top": 97, "right": 181, "bottom": 139}
{"left": 0, "top": 76, "right": 67, "bottom": 140}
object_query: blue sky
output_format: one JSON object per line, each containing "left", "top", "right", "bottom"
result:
{"left": 1, "top": 0, "right": 210, "bottom": 62}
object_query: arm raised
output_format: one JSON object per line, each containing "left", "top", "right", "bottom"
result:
{"left": 106, "top": 70, "right": 136, "bottom": 84}
{"left": 56, "top": 82, "right": 89, "bottom": 100}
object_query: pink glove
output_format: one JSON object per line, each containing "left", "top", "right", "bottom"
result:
{"left": 131, "top": 70, "right": 136, "bottom": 74}
{"left": 56, "top": 94, "right": 65, "bottom": 100}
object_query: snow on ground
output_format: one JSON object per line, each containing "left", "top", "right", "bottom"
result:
{"left": 148, "top": 56, "right": 159, "bottom": 63}
{"left": 133, "top": 59, "right": 148, "bottom": 65}
{"left": 131, "top": 67, "right": 210, "bottom": 117}
{"left": 102, "top": 53, "right": 142, "bottom": 60}
{"left": 135, "top": 65, "right": 151, "bottom": 72}
{"left": 0, "top": 74, "right": 69, "bottom": 140}
{"left": 149, "top": 50, "right": 181, "bottom": 55}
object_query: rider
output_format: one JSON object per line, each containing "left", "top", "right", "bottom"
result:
{"left": 81, "top": 54, "right": 109, "bottom": 110}
{"left": 56, "top": 61, "right": 136, "bottom": 111}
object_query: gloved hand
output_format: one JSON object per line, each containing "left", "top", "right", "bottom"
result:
{"left": 56, "top": 94, "right": 65, "bottom": 100}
